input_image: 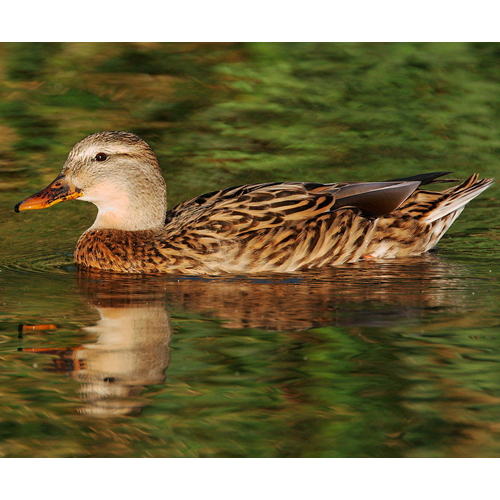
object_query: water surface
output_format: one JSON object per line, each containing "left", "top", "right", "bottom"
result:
{"left": 1, "top": 43, "right": 500, "bottom": 457}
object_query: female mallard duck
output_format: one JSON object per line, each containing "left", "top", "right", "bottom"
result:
{"left": 15, "top": 131, "right": 494, "bottom": 274}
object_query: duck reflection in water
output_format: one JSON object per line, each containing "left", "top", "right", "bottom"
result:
{"left": 20, "top": 254, "right": 479, "bottom": 417}
{"left": 22, "top": 276, "right": 172, "bottom": 417}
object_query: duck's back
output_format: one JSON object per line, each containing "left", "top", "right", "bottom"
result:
{"left": 74, "top": 175, "right": 493, "bottom": 274}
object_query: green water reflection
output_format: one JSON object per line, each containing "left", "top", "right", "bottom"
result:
{"left": 1, "top": 43, "right": 500, "bottom": 457}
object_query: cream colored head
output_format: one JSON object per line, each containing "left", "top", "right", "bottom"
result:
{"left": 64, "top": 131, "right": 167, "bottom": 231}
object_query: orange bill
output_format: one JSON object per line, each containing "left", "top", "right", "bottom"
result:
{"left": 15, "top": 173, "right": 82, "bottom": 213}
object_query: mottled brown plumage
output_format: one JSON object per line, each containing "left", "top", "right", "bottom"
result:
{"left": 16, "top": 131, "right": 494, "bottom": 274}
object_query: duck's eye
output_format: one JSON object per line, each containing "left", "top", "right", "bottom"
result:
{"left": 95, "top": 152, "right": 107, "bottom": 162}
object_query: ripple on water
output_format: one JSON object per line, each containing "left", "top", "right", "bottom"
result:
{"left": 0, "top": 252, "right": 76, "bottom": 276}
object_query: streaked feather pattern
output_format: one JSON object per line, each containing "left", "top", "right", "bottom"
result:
{"left": 75, "top": 174, "right": 494, "bottom": 274}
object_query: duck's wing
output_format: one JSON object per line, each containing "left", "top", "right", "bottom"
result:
{"left": 164, "top": 180, "right": 421, "bottom": 235}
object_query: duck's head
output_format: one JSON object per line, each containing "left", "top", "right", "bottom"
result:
{"left": 15, "top": 131, "right": 167, "bottom": 231}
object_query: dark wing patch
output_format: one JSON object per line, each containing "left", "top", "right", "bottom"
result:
{"left": 387, "top": 171, "right": 458, "bottom": 185}
{"left": 332, "top": 181, "right": 420, "bottom": 217}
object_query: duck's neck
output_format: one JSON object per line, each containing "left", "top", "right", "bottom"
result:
{"left": 80, "top": 181, "right": 167, "bottom": 231}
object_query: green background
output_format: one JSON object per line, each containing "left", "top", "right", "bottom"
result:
{"left": 0, "top": 43, "right": 499, "bottom": 457}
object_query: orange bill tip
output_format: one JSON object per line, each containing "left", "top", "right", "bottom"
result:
{"left": 15, "top": 174, "right": 82, "bottom": 213}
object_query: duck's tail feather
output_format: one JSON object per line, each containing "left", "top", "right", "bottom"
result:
{"left": 421, "top": 174, "right": 494, "bottom": 223}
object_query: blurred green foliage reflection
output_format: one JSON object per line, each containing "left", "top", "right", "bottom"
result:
{"left": 0, "top": 43, "right": 500, "bottom": 457}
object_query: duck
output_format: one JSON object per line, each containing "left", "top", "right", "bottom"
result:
{"left": 14, "top": 131, "right": 494, "bottom": 275}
